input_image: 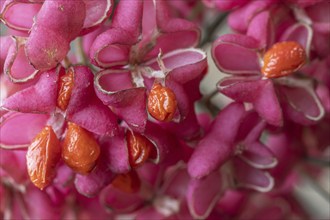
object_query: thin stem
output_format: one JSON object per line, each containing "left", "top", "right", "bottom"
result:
{"left": 188, "top": 1, "right": 204, "bottom": 21}
{"left": 200, "top": 12, "right": 228, "bottom": 47}
{"left": 3, "top": 184, "right": 13, "bottom": 220}
{"left": 305, "top": 156, "right": 330, "bottom": 167}
{"left": 74, "top": 37, "right": 99, "bottom": 73}
{"left": 16, "top": 192, "right": 30, "bottom": 220}
{"left": 75, "top": 37, "right": 88, "bottom": 65}
{"left": 62, "top": 56, "right": 71, "bottom": 68}
{"left": 202, "top": 89, "right": 218, "bottom": 104}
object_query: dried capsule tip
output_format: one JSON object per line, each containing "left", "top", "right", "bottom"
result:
{"left": 57, "top": 68, "right": 74, "bottom": 111}
{"left": 126, "top": 131, "right": 155, "bottom": 168}
{"left": 26, "top": 126, "right": 61, "bottom": 190}
{"left": 111, "top": 170, "right": 141, "bottom": 193}
{"left": 62, "top": 122, "right": 100, "bottom": 174}
{"left": 261, "top": 41, "right": 306, "bottom": 78}
{"left": 147, "top": 83, "right": 177, "bottom": 122}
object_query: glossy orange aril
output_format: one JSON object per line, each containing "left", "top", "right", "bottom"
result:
{"left": 126, "top": 131, "right": 156, "bottom": 168}
{"left": 147, "top": 83, "right": 177, "bottom": 122}
{"left": 111, "top": 170, "right": 141, "bottom": 193}
{"left": 26, "top": 126, "right": 61, "bottom": 190}
{"left": 57, "top": 68, "right": 74, "bottom": 111}
{"left": 261, "top": 41, "right": 306, "bottom": 78}
{"left": 62, "top": 122, "right": 100, "bottom": 174}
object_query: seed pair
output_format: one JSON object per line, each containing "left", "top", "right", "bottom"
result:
{"left": 26, "top": 122, "right": 100, "bottom": 190}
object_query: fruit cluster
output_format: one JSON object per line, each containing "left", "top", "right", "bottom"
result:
{"left": 0, "top": 0, "right": 329, "bottom": 219}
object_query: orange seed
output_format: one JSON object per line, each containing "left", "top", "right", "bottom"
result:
{"left": 57, "top": 68, "right": 74, "bottom": 111}
{"left": 111, "top": 170, "right": 141, "bottom": 193}
{"left": 126, "top": 131, "right": 155, "bottom": 168}
{"left": 62, "top": 122, "right": 100, "bottom": 174}
{"left": 261, "top": 41, "right": 306, "bottom": 78}
{"left": 26, "top": 126, "right": 61, "bottom": 190}
{"left": 147, "top": 83, "right": 177, "bottom": 122}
